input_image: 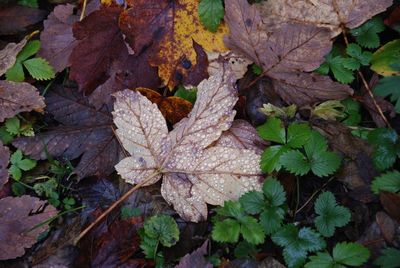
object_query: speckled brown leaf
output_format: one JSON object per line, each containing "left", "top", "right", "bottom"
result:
{"left": 176, "top": 240, "right": 212, "bottom": 268}
{"left": 13, "top": 86, "right": 124, "bottom": 179}
{"left": 38, "top": 4, "right": 79, "bottom": 73}
{"left": 0, "top": 81, "right": 45, "bottom": 122}
{"left": 0, "top": 142, "right": 9, "bottom": 189}
{"left": 0, "top": 5, "right": 46, "bottom": 35}
{"left": 259, "top": 0, "right": 393, "bottom": 37}
{"left": 215, "top": 119, "right": 267, "bottom": 154}
{"left": 0, "top": 195, "right": 57, "bottom": 260}
{"left": 113, "top": 67, "right": 262, "bottom": 222}
{"left": 0, "top": 37, "right": 27, "bottom": 76}
{"left": 224, "top": 0, "right": 353, "bottom": 105}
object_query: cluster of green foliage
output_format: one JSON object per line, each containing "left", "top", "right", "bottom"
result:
{"left": 0, "top": 116, "right": 34, "bottom": 144}
{"left": 198, "top": 0, "right": 224, "bottom": 32}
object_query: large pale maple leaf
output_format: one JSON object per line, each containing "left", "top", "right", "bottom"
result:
{"left": 113, "top": 67, "right": 262, "bottom": 221}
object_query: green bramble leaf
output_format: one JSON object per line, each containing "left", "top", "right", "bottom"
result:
{"left": 215, "top": 200, "right": 245, "bottom": 219}
{"left": 240, "top": 216, "right": 265, "bottom": 245}
{"left": 257, "top": 117, "right": 286, "bottom": 144}
{"left": 260, "top": 207, "right": 285, "bottom": 235}
{"left": 332, "top": 242, "right": 370, "bottom": 266}
{"left": 367, "top": 128, "right": 400, "bottom": 171}
{"left": 240, "top": 190, "right": 264, "bottom": 215}
{"left": 260, "top": 145, "right": 290, "bottom": 173}
{"left": 234, "top": 241, "right": 258, "bottom": 259}
{"left": 174, "top": 86, "right": 197, "bottom": 104}
{"left": 251, "top": 64, "right": 262, "bottom": 75}
{"left": 346, "top": 43, "right": 373, "bottom": 66}
{"left": 374, "top": 76, "right": 400, "bottom": 113}
{"left": 17, "top": 0, "right": 38, "bottom": 8}
{"left": 23, "top": 58, "right": 55, "bottom": 81}
{"left": 286, "top": 123, "right": 312, "bottom": 148}
{"left": 309, "top": 150, "right": 341, "bottom": 177}
{"left": 314, "top": 192, "right": 351, "bottom": 237}
{"left": 5, "top": 117, "right": 20, "bottom": 135}
{"left": 341, "top": 98, "right": 362, "bottom": 126}
{"left": 262, "top": 177, "right": 286, "bottom": 207}
{"left": 198, "top": 0, "right": 224, "bottom": 32}
{"left": 280, "top": 149, "right": 311, "bottom": 176}
{"left": 143, "top": 215, "right": 179, "bottom": 247}
{"left": 5, "top": 61, "right": 25, "bottom": 82}
{"left": 350, "top": 17, "right": 385, "bottom": 49}
{"left": 316, "top": 51, "right": 354, "bottom": 84}
{"left": 371, "top": 170, "right": 400, "bottom": 194}
{"left": 212, "top": 218, "right": 241, "bottom": 243}
{"left": 17, "top": 40, "right": 41, "bottom": 61}
{"left": 304, "top": 252, "right": 334, "bottom": 268}
{"left": 374, "top": 248, "right": 400, "bottom": 268}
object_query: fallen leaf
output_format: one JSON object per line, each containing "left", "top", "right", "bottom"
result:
{"left": 385, "top": 6, "right": 400, "bottom": 33}
{"left": 136, "top": 87, "right": 193, "bottom": 125}
{"left": 371, "top": 39, "right": 400, "bottom": 76}
{"left": 176, "top": 240, "right": 212, "bottom": 268}
{"left": 113, "top": 67, "right": 262, "bottom": 222}
{"left": 215, "top": 119, "right": 267, "bottom": 154}
{"left": 0, "top": 195, "right": 57, "bottom": 260}
{"left": 13, "top": 86, "right": 124, "bottom": 179}
{"left": 259, "top": 0, "right": 393, "bottom": 37}
{"left": 0, "top": 80, "right": 45, "bottom": 122}
{"left": 224, "top": 0, "right": 353, "bottom": 106}
{"left": 0, "top": 5, "right": 47, "bottom": 35}
{"left": 376, "top": 211, "right": 396, "bottom": 243}
{"left": 119, "top": 0, "right": 228, "bottom": 89}
{"left": 0, "top": 142, "right": 9, "bottom": 189}
{"left": 380, "top": 191, "right": 400, "bottom": 223}
{"left": 0, "top": 37, "right": 27, "bottom": 76}
{"left": 38, "top": 4, "right": 79, "bottom": 73}
{"left": 207, "top": 52, "right": 252, "bottom": 81}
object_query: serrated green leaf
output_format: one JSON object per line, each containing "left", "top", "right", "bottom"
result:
{"left": 0, "top": 126, "right": 13, "bottom": 144}
{"left": 319, "top": 51, "right": 355, "bottom": 84}
{"left": 350, "top": 17, "right": 385, "bottom": 49}
{"left": 346, "top": 43, "right": 373, "bottom": 66}
{"left": 174, "top": 86, "right": 197, "bottom": 104}
{"left": 240, "top": 190, "right": 265, "bottom": 215}
{"left": 9, "top": 165, "right": 22, "bottom": 181}
{"left": 10, "top": 150, "right": 23, "bottom": 164}
{"left": 374, "top": 76, "right": 400, "bottom": 113}
{"left": 257, "top": 117, "right": 286, "bottom": 144}
{"left": 342, "top": 57, "right": 360, "bottom": 71}
{"left": 262, "top": 177, "right": 286, "bottom": 207}
{"left": 17, "top": 0, "right": 38, "bottom": 8}
{"left": 17, "top": 158, "right": 37, "bottom": 171}
{"left": 5, "top": 117, "right": 20, "bottom": 135}
{"left": 374, "top": 247, "right": 400, "bottom": 268}
{"left": 287, "top": 123, "right": 312, "bottom": 148}
{"left": 234, "top": 241, "right": 258, "bottom": 259}
{"left": 310, "top": 151, "right": 341, "bottom": 177}
{"left": 216, "top": 200, "right": 245, "bottom": 219}
{"left": 371, "top": 39, "right": 400, "bottom": 76}
{"left": 283, "top": 246, "right": 308, "bottom": 268}
{"left": 271, "top": 224, "right": 298, "bottom": 247}
{"left": 260, "top": 207, "right": 284, "bottom": 235}
{"left": 240, "top": 216, "right": 265, "bottom": 245}
{"left": 5, "top": 61, "right": 25, "bottom": 82}
{"left": 143, "top": 215, "right": 179, "bottom": 247}
{"left": 297, "top": 227, "right": 326, "bottom": 252}
{"left": 332, "top": 242, "right": 370, "bottom": 266}
{"left": 280, "top": 150, "right": 310, "bottom": 175}
{"left": 198, "top": 0, "right": 224, "bottom": 32}
{"left": 212, "top": 218, "right": 240, "bottom": 243}
{"left": 304, "top": 131, "right": 328, "bottom": 156}
{"left": 341, "top": 98, "right": 361, "bottom": 126}
{"left": 251, "top": 64, "right": 262, "bottom": 75}
{"left": 260, "top": 145, "right": 290, "bottom": 173}
{"left": 23, "top": 58, "right": 55, "bottom": 81}
{"left": 314, "top": 192, "right": 351, "bottom": 237}
{"left": 367, "top": 128, "right": 399, "bottom": 171}
{"left": 18, "top": 40, "right": 40, "bottom": 61}
{"left": 139, "top": 229, "right": 158, "bottom": 259}
{"left": 371, "top": 170, "right": 400, "bottom": 194}
{"left": 305, "top": 252, "right": 335, "bottom": 268}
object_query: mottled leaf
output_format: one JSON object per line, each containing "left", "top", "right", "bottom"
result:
{"left": 0, "top": 80, "right": 45, "bottom": 122}
{"left": 0, "top": 37, "right": 27, "bottom": 76}
{"left": 0, "top": 196, "right": 57, "bottom": 260}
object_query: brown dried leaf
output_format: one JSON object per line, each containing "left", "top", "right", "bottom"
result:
{"left": 207, "top": 52, "right": 252, "bottom": 81}
{"left": 259, "top": 0, "right": 393, "bottom": 37}
{"left": 0, "top": 195, "right": 57, "bottom": 260}
{"left": 215, "top": 119, "right": 267, "bottom": 154}
{"left": 224, "top": 0, "right": 353, "bottom": 106}
{"left": 38, "top": 4, "right": 79, "bottom": 73}
{"left": 176, "top": 240, "right": 212, "bottom": 268}
{"left": 380, "top": 191, "right": 400, "bottom": 223}
{"left": 13, "top": 86, "right": 124, "bottom": 179}
{"left": 113, "top": 67, "right": 262, "bottom": 221}
{"left": 0, "top": 142, "right": 9, "bottom": 189}
{"left": 0, "top": 37, "right": 27, "bottom": 76}
{"left": 0, "top": 80, "right": 45, "bottom": 122}
{"left": 0, "top": 5, "right": 46, "bottom": 35}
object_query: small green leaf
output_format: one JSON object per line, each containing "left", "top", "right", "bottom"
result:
{"left": 212, "top": 218, "right": 240, "bottom": 243}
{"left": 5, "top": 61, "right": 25, "bottom": 82}
{"left": 0, "top": 126, "right": 13, "bottom": 144}
{"left": 216, "top": 200, "right": 245, "bottom": 219}
{"left": 260, "top": 145, "right": 290, "bottom": 173}
{"left": 332, "top": 242, "right": 370, "bottom": 266}
{"left": 17, "top": 0, "right": 38, "bottom": 8}
{"left": 262, "top": 177, "right": 286, "bottom": 207}
{"left": 367, "top": 128, "right": 399, "bottom": 171}
{"left": 240, "top": 216, "right": 265, "bottom": 245}
{"left": 314, "top": 192, "right": 351, "bottom": 237}
{"left": 18, "top": 40, "right": 41, "bottom": 61}
{"left": 140, "top": 229, "right": 158, "bottom": 259}
{"left": 198, "top": 0, "right": 224, "bottom": 32}
{"left": 234, "top": 241, "right": 258, "bottom": 259}
{"left": 375, "top": 247, "right": 400, "bottom": 268}
{"left": 350, "top": 17, "right": 385, "bottom": 49}
{"left": 174, "top": 86, "right": 197, "bottom": 104}
{"left": 287, "top": 123, "right": 312, "bottom": 148}
{"left": 9, "top": 165, "right": 22, "bottom": 181}
{"left": 280, "top": 150, "right": 310, "bottom": 176}
{"left": 143, "top": 215, "right": 179, "bottom": 247}
{"left": 23, "top": 58, "right": 55, "bottom": 81}
{"left": 10, "top": 150, "right": 23, "bottom": 164}
{"left": 121, "top": 206, "right": 141, "bottom": 220}
{"left": 304, "top": 131, "right": 328, "bottom": 156}
{"left": 309, "top": 151, "right": 341, "bottom": 177}
{"left": 251, "top": 64, "right": 262, "bottom": 75}
{"left": 346, "top": 43, "right": 373, "bottom": 66}
{"left": 17, "top": 158, "right": 37, "bottom": 171}
{"left": 317, "top": 52, "right": 355, "bottom": 84}
{"left": 374, "top": 76, "right": 400, "bottom": 113}
{"left": 371, "top": 170, "right": 400, "bottom": 194}
{"left": 305, "top": 252, "right": 334, "bottom": 268}
{"left": 371, "top": 39, "right": 400, "bottom": 76}
{"left": 260, "top": 207, "right": 285, "bottom": 235}
{"left": 240, "top": 190, "right": 264, "bottom": 215}
{"left": 257, "top": 117, "right": 286, "bottom": 144}
{"left": 341, "top": 98, "right": 361, "bottom": 126}
{"left": 5, "top": 117, "right": 20, "bottom": 135}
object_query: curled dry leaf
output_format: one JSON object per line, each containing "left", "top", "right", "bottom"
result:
{"left": 113, "top": 67, "right": 262, "bottom": 221}
{"left": 13, "top": 86, "right": 124, "bottom": 179}
{"left": 0, "top": 195, "right": 57, "bottom": 260}
{"left": 0, "top": 80, "right": 45, "bottom": 122}
{"left": 224, "top": 0, "right": 353, "bottom": 106}
{"left": 119, "top": 0, "right": 228, "bottom": 89}
{"left": 259, "top": 0, "right": 393, "bottom": 37}
{"left": 0, "top": 142, "right": 10, "bottom": 189}
{"left": 0, "top": 37, "right": 27, "bottom": 76}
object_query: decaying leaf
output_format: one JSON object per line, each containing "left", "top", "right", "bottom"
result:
{"left": 0, "top": 142, "right": 9, "bottom": 189}
{"left": 38, "top": 4, "right": 78, "bottom": 73}
{"left": 259, "top": 0, "right": 393, "bottom": 37}
{"left": 119, "top": 0, "right": 229, "bottom": 89}
{"left": 224, "top": 0, "right": 353, "bottom": 106}
{"left": 113, "top": 67, "right": 262, "bottom": 222}
{"left": 136, "top": 87, "right": 193, "bottom": 125}
{"left": 0, "top": 37, "right": 27, "bottom": 76}
{"left": 176, "top": 240, "right": 212, "bottom": 268}
{"left": 0, "top": 5, "right": 47, "bottom": 35}
{"left": 207, "top": 52, "right": 252, "bottom": 81}
{"left": 13, "top": 86, "right": 124, "bottom": 179}
{"left": 0, "top": 195, "right": 57, "bottom": 260}
{"left": 0, "top": 80, "right": 45, "bottom": 122}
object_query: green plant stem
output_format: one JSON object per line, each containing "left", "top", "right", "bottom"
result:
{"left": 11, "top": 178, "right": 35, "bottom": 190}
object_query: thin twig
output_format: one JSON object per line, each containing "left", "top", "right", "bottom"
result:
{"left": 73, "top": 171, "right": 161, "bottom": 245}
{"left": 342, "top": 27, "right": 391, "bottom": 128}
{"left": 79, "top": 0, "right": 88, "bottom": 21}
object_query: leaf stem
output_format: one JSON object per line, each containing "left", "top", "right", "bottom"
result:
{"left": 73, "top": 171, "right": 161, "bottom": 245}
{"left": 79, "top": 0, "right": 88, "bottom": 21}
